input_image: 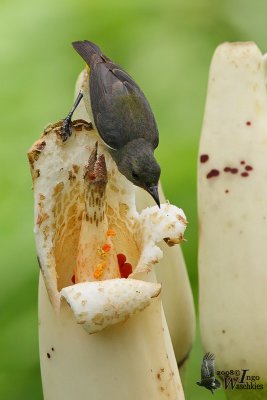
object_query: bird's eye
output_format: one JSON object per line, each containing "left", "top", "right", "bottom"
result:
{"left": 132, "top": 171, "right": 139, "bottom": 179}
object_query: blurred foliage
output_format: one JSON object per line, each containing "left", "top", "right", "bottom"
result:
{"left": 0, "top": 0, "right": 266, "bottom": 398}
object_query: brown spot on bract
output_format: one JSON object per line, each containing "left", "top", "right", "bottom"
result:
{"left": 222, "top": 330, "right": 226, "bottom": 334}
{"left": 74, "top": 124, "right": 83, "bottom": 131}
{"left": 37, "top": 140, "right": 46, "bottom": 150}
{"left": 92, "top": 313, "right": 104, "bottom": 325}
{"left": 241, "top": 172, "right": 249, "bottom": 177}
{"left": 37, "top": 213, "right": 49, "bottom": 227}
{"left": 109, "top": 184, "right": 119, "bottom": 193}
{"left": 119, "top": 203, "right": 129, "bottom": 215}
{"left": 43, "top": 120, "right": 62, "bottom": 136}
{"left": 68, "top": 170, "right": 76, "bottom": 181}
{"left": 164, "top": 236, "right": 183, "bottom": 246}
{"left": 73, "top": 164, "right": 80, "bottom": 174}
{"left": 27, "top": 153, "right": 35, "bottom": 168}
{"left": 43, "top": 225, "right": 49, "bottom": 241}
{"left": 225, "top": 189, "right": 229, "bottom": 193}
{"left": 28, "top": 140, "right": 47, "bottom": 166}
{"left": 71, "top": 119, "right": 93, "bottom": 131}
{"left": 245, "top": 165, "right": 253, "bottom": 171}
{"left": 47, "top": 353, "right": 51, "bottom": 359}
{"left": 77, "top": 312, "right": 88, "bottom": 322}
{"left": 157, "top": 373, "right": 161, "bottom": 380}
{"left": 246, "top": 121, "right": 251, "bottom": 126}
{"left": 70, "top": 119, "right": 92, "bottom": 132}
{"left": 54, "top": 182, "right": 64, "bottom": 194}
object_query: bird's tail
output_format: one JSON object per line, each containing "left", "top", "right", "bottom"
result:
{"left": 72, "top": 40, "right": 107, "bottom": 65}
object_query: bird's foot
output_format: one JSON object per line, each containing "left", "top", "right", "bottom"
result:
{"left": 61, "top": 116, "right": 72, "bottom": 142}
{"left": 60, "top": 90, "right": 84, "bottom": 142}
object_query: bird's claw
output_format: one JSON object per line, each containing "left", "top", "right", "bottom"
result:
{"left": 61, "top": 91, "right": 84, "bottom": 142}
{"left": 61, "top": 117, "right": 72, "bottom": 142}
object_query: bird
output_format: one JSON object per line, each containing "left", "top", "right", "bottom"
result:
{"left": 196, "top": 352, "right": 221, "bottom": 395}
{"left": 62, "top": 40, "right": 161, "bottom": 207}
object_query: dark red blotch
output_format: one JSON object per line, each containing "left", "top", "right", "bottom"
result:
{"left": 224, "top": 167, "right": 238, "bottom": 174}
{"left": 206, "top": 169, "right": 220, "bottom": 179}
{"left": 117, "top": 253, "right": 132, "bottom": 278}
{"left": 200, "top": 154, "right": 209, "bottom": 163}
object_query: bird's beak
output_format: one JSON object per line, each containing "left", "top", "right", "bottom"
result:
{"left": 147, "top": 185, "right": 160, "bottom": 208}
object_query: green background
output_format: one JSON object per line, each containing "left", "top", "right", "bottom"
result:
{"left": 0, "top": 0, "right": 266, "bottom": 398}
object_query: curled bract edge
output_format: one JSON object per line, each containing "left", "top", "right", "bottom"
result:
{"left": 61, "top": 279, "right": 161, "bottom": 334}
{"left": 28, "top": 117, "right": 187, "bottom": 334}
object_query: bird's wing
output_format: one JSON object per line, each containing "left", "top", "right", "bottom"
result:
{"left": 89, "top": 60, "right": 159, "bottom": 150}
{"left": 201, "top": 353, "right": 216, "bottom": 380}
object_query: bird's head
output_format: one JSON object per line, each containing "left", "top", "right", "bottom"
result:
{"left": 112, "top": 139, "right": 161, "bottom": 207}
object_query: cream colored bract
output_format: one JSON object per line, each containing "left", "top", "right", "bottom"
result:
{"left": 28, "top": 118, "right": 187, "bottom": 332}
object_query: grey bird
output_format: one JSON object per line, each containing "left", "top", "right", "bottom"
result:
{"left": 197, "top": 353, "right": 221, "bottom": 395}
{"left": 62, "top": 40, "right": 161, "bottom": 207}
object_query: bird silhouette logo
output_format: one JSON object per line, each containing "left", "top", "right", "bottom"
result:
{"left": 197, "top": 352, "right": 221, "bottom": 394}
